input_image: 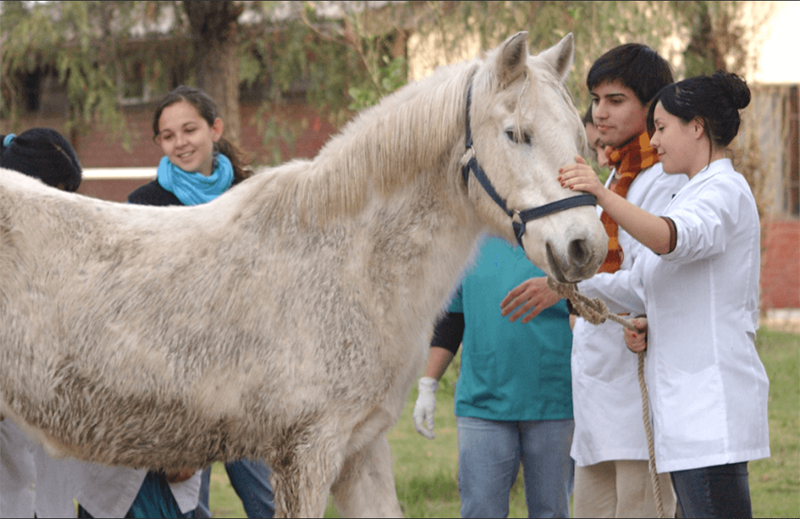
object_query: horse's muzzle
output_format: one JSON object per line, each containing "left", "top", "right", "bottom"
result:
{"left": 546, "top": 239, "right": 598, "bottom": 283}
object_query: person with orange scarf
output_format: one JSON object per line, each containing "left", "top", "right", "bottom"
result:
{"left": 502, "top": 44, "right": 685, "bottom": 518}
{"left": 572, "top": 44, "right": 687, "bottom": 518}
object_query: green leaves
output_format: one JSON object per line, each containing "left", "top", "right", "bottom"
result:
{"left": 348, "top": 55, "right": 407, "bottom": 112}
{"left": 1, "top": 1, "right": 769, "bottom": 165}
{"left": 1, "top": 1, "right": 180, "bottom": 149}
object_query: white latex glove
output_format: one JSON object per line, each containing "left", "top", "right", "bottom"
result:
{"left": 413, "top": 377, "right": 439, "bottom": 439}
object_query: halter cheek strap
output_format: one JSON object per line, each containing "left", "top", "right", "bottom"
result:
{"left": 461, "top": 85, "right": 596, "bottom": 248}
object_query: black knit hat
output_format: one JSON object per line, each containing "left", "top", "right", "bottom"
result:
{"left": 0, "top": 128, "right": 82, "bottom": 192}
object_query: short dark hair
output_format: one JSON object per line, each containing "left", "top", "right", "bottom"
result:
{"left": 647, "top": 71, "right": 751, "bottom": 148}
{"left": 587, "top": 44, "right": 674, "bottom": 106}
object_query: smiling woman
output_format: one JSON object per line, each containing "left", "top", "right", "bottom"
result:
{"left": 156, "top": 101, "right": 223, "bottom": 177}
{"left": 128, "top": 85, "right": 253, "bottom": 206}
{"left": 73, "top": 87, "right": 275, "bottom": 519}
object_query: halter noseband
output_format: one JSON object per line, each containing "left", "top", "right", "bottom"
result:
{"left": 461, "top": 84, "right": 597, "bottom": 248}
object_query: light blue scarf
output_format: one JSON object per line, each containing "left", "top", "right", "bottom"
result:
{"left": 157, "top": 153, "right": 234, "bottom": 206}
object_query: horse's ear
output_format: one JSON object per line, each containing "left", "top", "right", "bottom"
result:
{"left": 496, "top": 31, "right": 529, "bottom": 88}
{"left": 537, "top": 33, "right": 575, "bottom": 83}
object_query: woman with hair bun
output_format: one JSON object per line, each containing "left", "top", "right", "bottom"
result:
{"left": 559, "top": 71, "right": 769, "bottom": 518}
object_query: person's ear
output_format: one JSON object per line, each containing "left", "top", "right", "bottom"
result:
{"left": 692, "top": 117, "right": 705, "bottom": 139}
{"left": 211, "top": 118, "right": 224, "bottom": 142}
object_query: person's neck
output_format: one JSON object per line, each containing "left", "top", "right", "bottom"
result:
{"left": 612, "top": 132, "right": 642, "bottom": 152}
{"left": 687, "top": 147, "right": 725, "bottom": 179}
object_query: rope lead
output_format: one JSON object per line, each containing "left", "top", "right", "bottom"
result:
{"left": 548, "top": 279, "right": 666, "bottom": 519}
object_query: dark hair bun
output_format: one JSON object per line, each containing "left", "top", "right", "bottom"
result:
{"left": 714, "top": 71, "right": 750, "bottom": 110}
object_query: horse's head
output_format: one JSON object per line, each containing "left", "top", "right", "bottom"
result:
{"left": 463, "top": 32, "right": 607, "bottom": 283}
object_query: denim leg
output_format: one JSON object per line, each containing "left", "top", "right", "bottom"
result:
{"left": 225, "top": 459, "right": 276, "bottom": 518}
{"left": 456, "top": 416, "right": 521, "bottom": 518}
{"left": 670, "top": 462, "right": 752, "bottom": 518}
{"left": 518, "top": 419, "right": 575, "bottom": 518}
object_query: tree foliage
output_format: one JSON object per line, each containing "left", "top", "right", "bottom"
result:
{"left": 1, "top": 1, "right": 196, "bottom": 147}
{"left": 0, "top": 1, "right": 772, "bottom": 164}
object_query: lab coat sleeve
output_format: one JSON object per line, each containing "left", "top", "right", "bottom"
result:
{"left": 577, "top": 265, "right": 646, "bottom": 316}
{"left": 661, "top": 177, "right": 742, "bottom": 264}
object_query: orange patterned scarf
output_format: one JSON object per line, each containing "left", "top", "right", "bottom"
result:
{"left": 597, "top": 131, "right": 659, "bottom": 273}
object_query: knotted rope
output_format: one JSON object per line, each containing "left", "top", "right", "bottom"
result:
{"left": 547, "top": 278, "right": 666, "bottom": 519}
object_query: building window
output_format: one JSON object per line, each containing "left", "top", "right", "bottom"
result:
{"left": 117, "top": 59, "right": 153, "bottom": 106}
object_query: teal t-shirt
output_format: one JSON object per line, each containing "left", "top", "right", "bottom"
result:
{"left": 450, "top": 236, "right": 573, "bottom": 421}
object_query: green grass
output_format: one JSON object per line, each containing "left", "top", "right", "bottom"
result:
{"left": 209, "top": 326, "right": 799, "bottom": 518}
{"left": 748, "top": 328, "right": 800, "bottom": 518}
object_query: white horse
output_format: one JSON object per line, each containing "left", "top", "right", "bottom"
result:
{"left": 0, "top": 32, "right": 605, "bottom": 517}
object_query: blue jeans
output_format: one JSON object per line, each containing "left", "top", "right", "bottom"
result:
{"left": 670, "top": 462, "right": 752, "bottom": 518}
{"left": 456, "top": 416, "right": 575, "bottom": 518}
{"left": 195, "top": 460, "right": 275, "bottom": 518}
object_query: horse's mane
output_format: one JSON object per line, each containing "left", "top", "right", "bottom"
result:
{"left": 252, "top": 60, "right": 480, "bottom": 226}
{"left": 241, "top": 43, "right": 583, "bottom": 228}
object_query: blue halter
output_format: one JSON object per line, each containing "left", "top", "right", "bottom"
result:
{"left": 461, "top": 85, "right": 597, "bottom": 247}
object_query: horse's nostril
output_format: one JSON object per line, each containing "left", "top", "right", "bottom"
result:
{"left": 568, "top": 238, "right": 589, "bottom": 267}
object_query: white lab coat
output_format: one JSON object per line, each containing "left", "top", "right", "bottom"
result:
{"left": 599, "top": 159, "right": 770, "bottom": 473}
{"left": 74, "top": 464, "right": 202, "bottom": 518}
{"left": 32, "top": 446, "right": 81, "bottom": 518}
{"left": 570, "top": 163, "right": 688, "bottom": 467}
{"left": 0, "top": 418, "right": 201, "bottom": 518}
{"left": 1, "top": 419, "right": 77, "bottom": 518}
{"left": 0, "top": 420, "right": 36, "bottom": 518}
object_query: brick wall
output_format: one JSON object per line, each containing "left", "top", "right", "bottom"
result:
{"left": 5, "top": 99, "right": 339, "bottom": 170}
{"left": 54, "top": 100, "right": 339, "bottom": 202}
{"left": 761, "top": 219, "right": 800, "bottom": 309}
{"left": 69, "top": 101, "right": 339, "bottom": 169}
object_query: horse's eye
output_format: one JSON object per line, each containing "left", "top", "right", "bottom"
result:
{"left": 506, "top": 130, "right": 531, "bottom": 145}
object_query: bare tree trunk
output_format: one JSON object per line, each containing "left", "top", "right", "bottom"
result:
{"left": 184, "top": 1, "right": 244, "bottom": 145}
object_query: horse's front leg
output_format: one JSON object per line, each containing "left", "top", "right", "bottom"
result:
{"left": 330, "top": 433, "right": 403, "bottom": 518}
{"left": 268, "top": 432, "right": 347, "bottom": 518}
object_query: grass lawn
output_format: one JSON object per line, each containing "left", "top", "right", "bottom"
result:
{"left": 208, "top": 326, "right": 799, "bottom": 518}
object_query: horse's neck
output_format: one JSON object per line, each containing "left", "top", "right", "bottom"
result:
{"left": 357, "top": 171, "right": 485, "bottom": 331}
{"left": 238, "top": 62, "right": 484, "bottom": 316}
{"left": 273, "top": 62, "right": 477, "bottom": 227}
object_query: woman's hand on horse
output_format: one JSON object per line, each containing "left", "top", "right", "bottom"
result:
{"left": 500, "top": 277, "right": 560, "bottom": 323}
{"left": 558, "top": 155, "right": 607, "bottom": 201}
{"left": 625, "top": 317, "right": 648, "bottom": 353}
